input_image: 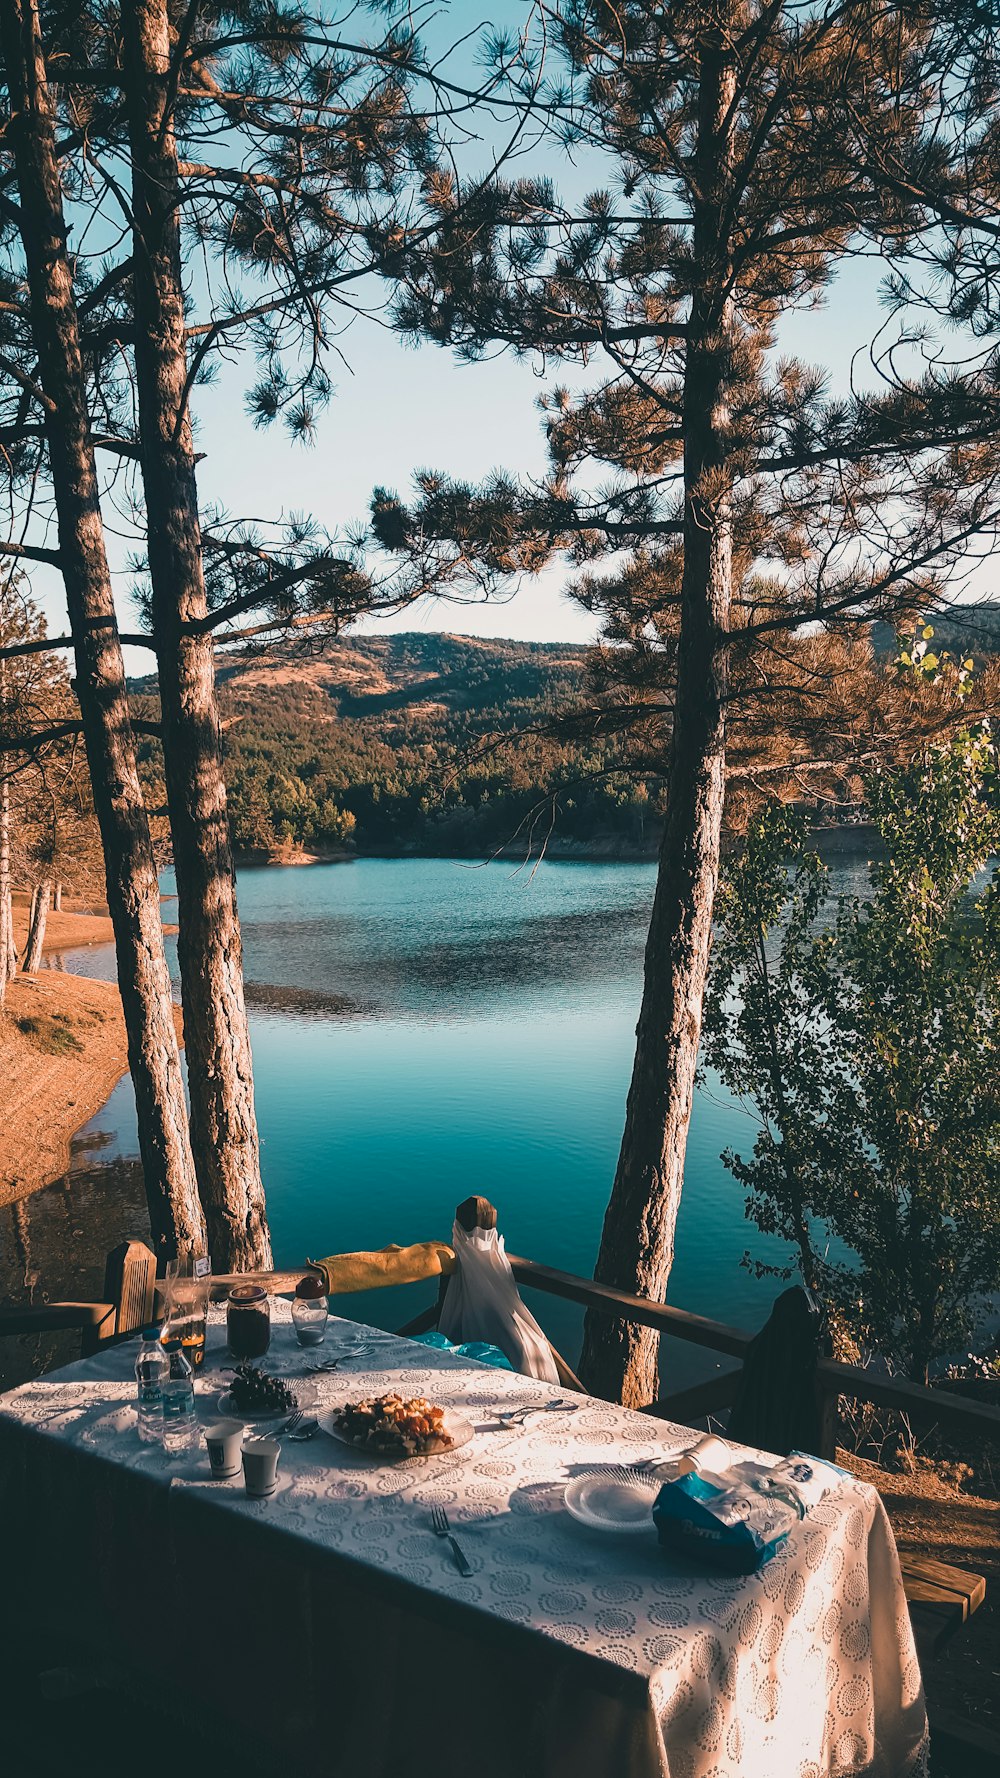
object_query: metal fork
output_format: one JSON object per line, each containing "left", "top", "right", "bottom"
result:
{"left": 280, "top": 1409, "right": 304, "bottom": 1434}
{"left": 491, "top": 1399, "right": 578, "bottom": 1428}
{"left": 430, "top": 1506, "right": 473, "bottom": 1577}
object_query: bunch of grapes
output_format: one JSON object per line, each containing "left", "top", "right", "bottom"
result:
{"left": 229, "top": 1364, "right": 298, "bottom": 1413}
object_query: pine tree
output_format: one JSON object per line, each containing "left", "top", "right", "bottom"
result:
{"left": 374, "top": 0, "right": 1000, "bottom": 1402}
{"left": 1, "top": 0, "right": 484, "bottom": 1262}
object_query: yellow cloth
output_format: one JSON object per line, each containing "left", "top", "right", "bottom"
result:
{"left": 308, "top": 1241, "right": 455, "bottom": 1298}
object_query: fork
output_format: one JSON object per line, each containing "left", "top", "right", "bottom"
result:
{"left": 430, "top": 1506, "right": 473, "bottom": 1577}
{"left": 286, "top": 1417, "right": 319, "bottom": 1441}
{"left": 280, "top": 1409, "right": 304, "bottom": 1434}
{"left": 491, "top": 1399, "right": 579, "bottom": 1428}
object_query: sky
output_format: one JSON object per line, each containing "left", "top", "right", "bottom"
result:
{"left": 22, "top": 0, "right": 997, "bottom": 666}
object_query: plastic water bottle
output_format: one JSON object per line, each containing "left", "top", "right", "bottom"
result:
{"left": 135, "top": 1325, "right": 169, "bottom": 1444}
{"left": 161, "top": 1339, "right": 198, "bottom": 1455}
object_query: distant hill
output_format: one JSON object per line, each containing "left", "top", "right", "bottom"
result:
{"left": 871, "top": 602, "right": 1000, "bottom": 662}
{"left": 135, "top": 610, "right": 999, "bottom": 862}
{"left": 209, "top": 632, "right": 655, "bottom": 859}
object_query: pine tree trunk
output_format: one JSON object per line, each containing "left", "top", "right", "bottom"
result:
{"left": 0, "top": 773, "right": 10, "bottom": 1007}
{"left": 53, "top": 881, "right": 62, "bottom": 911}
{"left": 0, "top": 0, "right": 204, "bottom": 1260}
{"left": 579, "top": 34, "right": 736, "bottom": 1407}
{"left": 22, "top": 876, "right": 49, "bottom": 972}
{"left": 120, "top": 0, "right": 271, "bottom": 1271}
{"left": 4, "top": 889, "right": 14, "bottom": 980}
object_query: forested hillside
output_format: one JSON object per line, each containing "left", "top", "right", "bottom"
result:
{"left": 130, "top": 614, "right": 999, "bottom": 861}
{"left": 209, "top": 633, "right": 658, "bottom": 858}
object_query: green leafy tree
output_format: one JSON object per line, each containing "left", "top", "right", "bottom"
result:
{"left": 704, "top": 710, "right": 1000, "bottom": 1383}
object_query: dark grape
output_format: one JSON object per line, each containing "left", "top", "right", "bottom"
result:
{"left": 229, "top": 1364, "right": 298, "bottom": 1413}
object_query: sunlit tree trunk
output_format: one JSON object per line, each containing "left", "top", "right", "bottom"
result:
{"left": 22, "top": 876, "right": 49, "bottom": 972}
{"left": 52, "top": 880, "right": 62, "bottom": 911}
{"left": 0, "top": 0, "right": 204, "bottom": 1259}
{"left": 0, "top": 772, "right": 10, "bottom": 1006}
{"left": 580, "top": 30, "right": 736, "bottom": 1407}
{"left": 120, "top": 0, "right": 271, "bottom": 1271}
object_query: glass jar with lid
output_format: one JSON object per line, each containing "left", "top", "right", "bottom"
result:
{"left": 291, "top": 1274, "right": 329, "bottom": 1347}
{"left": 227, "top": 1284, "right": 271, "bottom": 1359}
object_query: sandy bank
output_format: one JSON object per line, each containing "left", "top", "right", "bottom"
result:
{"left": 1, "top": 903, "right": 182, "bottom": 1208}
{"left": 10, "top": 887, "right": 117, "bottom": 953}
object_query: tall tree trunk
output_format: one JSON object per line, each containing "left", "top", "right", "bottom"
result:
{"left": 120, "top": 0, "right": 271, "bottom": 1271}
{"left": 579, "top": 32, "right": 736, "bottom": 1407}
{"left": 0, "top": 0, "right": 204, "bottom": 1260}
{"left": 22, "top": 875, "right": 49, "bottom": 972}
{"left": 4, "top": 889, "right": 14, "bottom": 980}
{"left": 53, "top": 880, "right": 62, "bottom": 911}
{"left": 0, "top": 772, "right": 10, "bottom": 1007}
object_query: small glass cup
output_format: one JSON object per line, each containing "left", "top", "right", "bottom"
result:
{"left": 292, "top": 1275, "right": 329, "bottom": 1347}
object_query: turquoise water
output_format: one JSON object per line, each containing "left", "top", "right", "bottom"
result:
{"left": 61, "top": 851, "right": 873, "bottom": 1377}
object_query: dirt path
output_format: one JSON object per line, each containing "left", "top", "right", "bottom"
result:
{"left": 1, "top": 902, "right": 181, "bottom": 1207}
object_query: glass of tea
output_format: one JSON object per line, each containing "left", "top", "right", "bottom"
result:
{"left": 164, "top": 1252, "right": 211, "bottom": 1370}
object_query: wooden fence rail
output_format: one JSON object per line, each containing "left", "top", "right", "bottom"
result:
{"left": 3, "top": 1231, "right": 999, "bottom": 1449}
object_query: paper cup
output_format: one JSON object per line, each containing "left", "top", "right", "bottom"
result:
{"left": 242, "top": 1435, "right": 280, "bottom": 1499}
{"left": 204, "top": 1418, "right": 244, "bottom": 1479}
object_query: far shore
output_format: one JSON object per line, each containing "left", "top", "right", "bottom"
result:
{"left": 0, "top": 898, "right": 182, "bottom": 1210}
{"left": 233, "top": 821, "right": 881, "bottom": 869}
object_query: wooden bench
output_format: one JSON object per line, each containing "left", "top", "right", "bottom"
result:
{"left": 900, "top": 1555, "right": 986, "bottom": 1661}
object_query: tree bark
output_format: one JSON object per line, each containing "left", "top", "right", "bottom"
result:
{"left": 0, "top": 0, "right": 204, "bottom": 1259}
{"left": 53, "top": 880, "right": 62, "bottom": 911}
{"left": 4, "top": 889, "right": 14, "bottom": 980}
{"left": 579, "top": 31, "right": 737, "bottom": 1407}
{"left": 22, "top": 875, "right": 49, "bottom": 972}
{"left": 120, "top": 0, "right": 271, "bottom": 1271}
{"left": 0, "top": 772, "right": 10, "bottom": 1006}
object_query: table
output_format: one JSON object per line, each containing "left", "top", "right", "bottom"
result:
{"left": 0, "top": 1306, "right": 928, "bottom": 1778}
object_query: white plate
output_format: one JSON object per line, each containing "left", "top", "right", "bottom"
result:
{"left": 564, "top": 1468, "right": 660, "bottom": 1534}
{"left": 318, "top": 1405, "right": 474, "bottom": 1463}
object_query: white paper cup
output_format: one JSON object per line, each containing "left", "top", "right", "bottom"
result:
{"left": 242, "top": 1435, "right": 280, "bottom": 1499}
{"left": 204, "top": 1418, "right": 244, "bottom": 1479}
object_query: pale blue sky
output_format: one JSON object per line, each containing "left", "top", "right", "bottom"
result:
{"left": 25, "top": 1, "right": 996, "bottom": 661}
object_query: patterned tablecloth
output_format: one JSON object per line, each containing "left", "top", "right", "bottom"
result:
{"left": 0, "top": 1305, "right": 927, "bottom": 1778}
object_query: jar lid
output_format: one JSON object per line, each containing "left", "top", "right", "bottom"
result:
{"left": 295, "top": 1274, "right": 326, "bottom": 1300}
{"left": 228, "top": 1284, "right": 268, "bottom": 1306}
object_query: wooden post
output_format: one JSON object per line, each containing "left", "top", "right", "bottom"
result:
{"left": 816, "top": 1381, "right": 838, "bottom": 1462}
{"left": 104, "top": 1239, "right": 157, "bottom": 1336}
{"left": 455, "top": 1196, "right": 497, "bottom": 1231}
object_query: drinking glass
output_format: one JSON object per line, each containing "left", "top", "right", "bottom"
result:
{"left": 164, "top": 1252, "right": 211, "bottom": 1371}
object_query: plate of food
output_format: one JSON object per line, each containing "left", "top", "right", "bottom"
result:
{"left": 319, "top": 1392, "right": 474, "bottom": 1461}
{"left": 217, "top": 1363, "right": 316, "bottom": 1423}
{"left": 564, "top": 1466, "right": 660, "bottom": 1534}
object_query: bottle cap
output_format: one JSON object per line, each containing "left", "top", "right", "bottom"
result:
{"left": 141, "top": 1325, "right": 163, "bottom": 1341}
{"left": 162, "top": 1339, "right": 181, "bottom": 1350}
{"left": 295, "top": 1275, "right": 326, "bottom": 1300}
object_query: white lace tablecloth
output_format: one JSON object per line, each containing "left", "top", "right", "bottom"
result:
{"left": 0, "top": 1305, "right": 927, "bottom": 1778}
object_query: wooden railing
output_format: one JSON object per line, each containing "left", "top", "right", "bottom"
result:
{"left": 3, "top": 1214, "right": 999, "bottom": 1455}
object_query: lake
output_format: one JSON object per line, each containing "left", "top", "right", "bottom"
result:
{"left": 31, "top": 846, "right": 875, "bottom": 1385}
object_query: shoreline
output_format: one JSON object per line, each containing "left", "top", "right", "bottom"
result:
{"left": 0, "top": 900, "right": 182, "bottom": 1210}
{"left": 233, "top": 822, "right": 882, "bottom": 869}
